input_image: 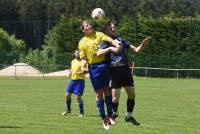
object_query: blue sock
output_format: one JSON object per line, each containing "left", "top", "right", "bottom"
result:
{"left": 105, "top": 96, "right": 113, "bottom": 117}
{"left": 66, "top": 99, "right": 71, "bottom": 111}
{"left": 78, "top": 101, "right": 84, "bottom": 114}
{"left": 96, "top": 100, "right": 106, "bottom": 119}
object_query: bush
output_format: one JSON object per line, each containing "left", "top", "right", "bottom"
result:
{"left": 43, "top": 16, "right": 109, "bottom": 65}
{"left": 0, "top": 28, "right": 25, "bottom": 65}
{"left": 19, "top": 48, "right": 53, "bottom": 65}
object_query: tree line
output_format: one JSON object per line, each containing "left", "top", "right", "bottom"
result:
{"left": 0, "top": 0, "right": 200, "bottom": 77}
{"left": 1, "top": 0, "right": 200, "bottom": 21}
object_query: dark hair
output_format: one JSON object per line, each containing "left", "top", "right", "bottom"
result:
{"left": 104, "top": 20, "right": 117, "bottom": 29}
{"left": 74, "top": 49, "right": 80, "bottom": 59}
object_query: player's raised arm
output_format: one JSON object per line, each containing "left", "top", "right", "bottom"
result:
{"left": 130, "top": 36, "right": 152, "bottom": 53}
{"left": 96, "top": 40, "right": 120, "bottom": 56}
{"left": 106, "top": 37, "right": 122, "bottom": 50}
{"left": 96, "top": 47, "right": 119, "bottom": 56}
{"left": 96, "top": 37, "right": 122, "bottom": 57}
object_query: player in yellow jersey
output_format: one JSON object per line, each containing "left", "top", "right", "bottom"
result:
{"left": 61, "top": 50, "right": 87, "bottom": 117}
{"left": 79, "top": 20, "right": 121, "bottom": 130}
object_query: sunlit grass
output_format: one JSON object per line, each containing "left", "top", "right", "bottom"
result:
{"left": 0, "top": 77, "right": 199, "bottom": 134}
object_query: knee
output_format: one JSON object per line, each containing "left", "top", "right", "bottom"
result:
{"left": 128, "top": 94, "right": 135, "bottom": 99}
{"left": 104, "top": 87, "right": 111, "bottom": 96}
{"left": 112, "top": 94, "right": 119, "bottom": 103}
{"left": 96, "top": 89, "right": 104, "bottom": 100}
{"left": 112, "top": 97, "right": 118, "bottom": 103}
{"left": 77, "top": 96, "right": 82, "bottom": 102}
{"left": 66, "top": 93, "right": 71, "bottom": 98}
{"left": 112, "top": 89, "right": 120, "bottom": 103}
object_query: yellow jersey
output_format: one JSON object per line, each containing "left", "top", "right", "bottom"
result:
{"left": 70, "top": 59, "right": 86, "bottom": 80}
{"left": 79, "top": 32, "right": 110, "bottom": 64}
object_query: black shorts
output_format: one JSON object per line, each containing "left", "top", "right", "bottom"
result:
{"left": 110, "top": 66, "right": 134, "bottom": 88}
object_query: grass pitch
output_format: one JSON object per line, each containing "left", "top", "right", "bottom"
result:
{"left": 0, "top": 77, "right": 200, "bottom": 134}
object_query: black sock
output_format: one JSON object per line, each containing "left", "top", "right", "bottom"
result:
{"left": 127, "top": 98, "right": 135, "bottom": 113}
{"left": 112, "top": 102, "right": 119, "bottom": 113}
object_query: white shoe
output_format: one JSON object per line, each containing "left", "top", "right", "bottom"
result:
{"left": 102, "top": 118, "right": 111, "bottom": 130}
{"left": 61, "top": 110, "right": 71, "bottom": 116}
{"left": 109, "top": 117, "right": 117, "bottom": 125}
{"left": 78, "top": 113, "right": 84, "bottom": 117}
{"left": 61, "top": 112, "right": 67, "bottom": 116}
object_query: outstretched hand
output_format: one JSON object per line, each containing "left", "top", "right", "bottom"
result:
{"left": 142, "top": 36, "right": 152, "bottom": 46}
{"left": 77, "top": 69, "right": 88, "bottom": 74}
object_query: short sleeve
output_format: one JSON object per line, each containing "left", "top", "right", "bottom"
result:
{"left": 99, "top": 32, "right": 110, "bottom": 42}
{"left": 119, "top": 37, "right": 131, "bottom": 49}
{"left": 98, "top": 41, "right": 109, "bottom": 49}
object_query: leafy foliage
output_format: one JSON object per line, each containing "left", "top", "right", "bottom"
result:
{"left": 1, "top": 0, "right": 200, "bottom": 21}
{"left": 0, "top": 28, "right": 25, "bottom": 64}
{"left": 43, "top": 16, "right": 82, "bottom": 65}
{"left": 19, "top": 49, "right": 52, "bottom": 65}
{"left": 0, "top": 0, "right": 200, "bottom": 77}
{"left": 43, "top": 17, "right": 111, "bottom": 65}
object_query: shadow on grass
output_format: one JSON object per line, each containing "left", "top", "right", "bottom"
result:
{"left": 0, "top": 126, "right": 21, "bottom": 128}
{"left": 60, "top": 113, "right": 99, "bottom": 118}
{"left": 85, "top": 114, "right": 99, "bottom": 118}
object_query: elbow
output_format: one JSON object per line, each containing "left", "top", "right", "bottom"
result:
{"left": 135, "top": 48, "right": 143, "bottom": 53}
{"left": 135, "top": 50, "right": 140, "bottom": 53}
{"left": 96, "top": 51, "right": 103, "bottom": 56}
{"left": 132, "top": 49, "right": 139, "bottom": 53}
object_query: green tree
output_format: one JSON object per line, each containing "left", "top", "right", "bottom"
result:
{"left": 0, "top": 28, "right": 25, "bottom": 64}
{"left": 44, "top": 16, "right": 82, "bottom": 65}
{"left": 18, "top": 0, "right": 48, "bottom": 20}
{"left": 0, "top": 0, "right": 19, "bottom": 20}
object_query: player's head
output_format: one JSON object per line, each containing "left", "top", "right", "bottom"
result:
{"left": 105, "top": 21, "right": 117, "bottom": 37}
{"left": 80, "top": 20, "right": 93, "bottom": 36}
{"left": 74, "top": 50, "right": 80, "bottom": 59}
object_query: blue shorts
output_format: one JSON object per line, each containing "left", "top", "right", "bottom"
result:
{"left": 89, "top": 62, "right": 110, "bottom": 92}
{"left": 66, "top": 80, "right": 85, "bottom": 96}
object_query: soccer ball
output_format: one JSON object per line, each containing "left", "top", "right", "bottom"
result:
{"left": 91, "top": 8, "right": 105, "bottom": 19}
